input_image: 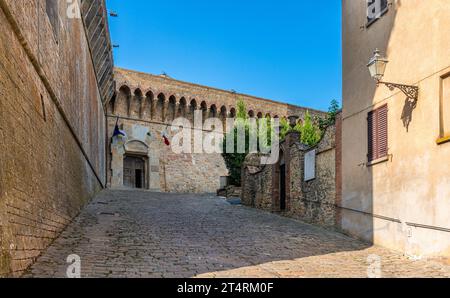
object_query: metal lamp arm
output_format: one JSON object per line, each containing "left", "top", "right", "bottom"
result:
{"left": 378, "top": 81, "right": 419, "bottom": 101}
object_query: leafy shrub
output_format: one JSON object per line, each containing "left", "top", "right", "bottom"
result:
{"left": 300, "top": 111, "right": 322, "bottom": 146}
{"left": 221, "top": 99, "right": 341, "bottom": 186}
{"left": 222, "top": 99, "right": 275, "bottom": 186}
{"left": 318, "top": 99, "right": 340, "bottom": 131}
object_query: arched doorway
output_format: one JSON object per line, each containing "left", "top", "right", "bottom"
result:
{"left": 123, "top": 155, "right": 146, "bottom": 189}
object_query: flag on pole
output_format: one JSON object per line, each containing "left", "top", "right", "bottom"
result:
{"left": 162, "top": 131, "right": 170, "bottom": 146}
{"left": 112, "top": 118, "right": 126, "bottom": 138}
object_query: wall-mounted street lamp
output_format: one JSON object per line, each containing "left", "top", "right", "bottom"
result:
{"left": 367, "top": 49, "right": 419, "bottom": 101}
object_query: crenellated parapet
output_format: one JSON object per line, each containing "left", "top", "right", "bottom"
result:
{"left": 109, "top": 68, "right": 326, "bottom": 125}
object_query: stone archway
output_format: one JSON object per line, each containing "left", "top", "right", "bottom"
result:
{"left": 110, "top": 132, "right": 161, "bottom": 191}
{"left": 123, "top": 155, "right": 147, "bottom": 189}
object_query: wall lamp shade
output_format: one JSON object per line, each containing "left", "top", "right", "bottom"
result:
{"left": 367, "top": 49, "right": 389, "bottom": 81}
{"left": 367, "top": 48, "right": 419, "bottom": 101}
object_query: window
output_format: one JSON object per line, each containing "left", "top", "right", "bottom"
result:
{"left": 367, "top": 0, "right": 388, "bottom": 26}
{"left": 439, "top": 74, "right": 450, "bottom": 140}
{"left": 368, "top": 105, "right": 388, "bottom": 162}
{"left": 45, "top": 0, "right": 59, "bottom": 41}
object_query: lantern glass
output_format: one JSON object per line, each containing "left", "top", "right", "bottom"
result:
{"left": 367, "top": 49, "right": 388, "bottom": 81}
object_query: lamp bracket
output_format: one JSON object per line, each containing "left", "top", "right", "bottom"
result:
{"left": 378, "top": 81, "right": 419, "bottom": 101}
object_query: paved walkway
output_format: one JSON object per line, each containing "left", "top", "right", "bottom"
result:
{"left": 27, "top": 190, "right": 450, "bottom": 278}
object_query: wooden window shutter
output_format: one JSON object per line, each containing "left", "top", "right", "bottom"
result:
{"left": 368, "top": 104, "right": 388, "bottom": 162}
{"left": 377, "top": 105, "right": 388, "bottom": 158}
{"left": 368, "top": 110, "right": 377, "bottom": 162}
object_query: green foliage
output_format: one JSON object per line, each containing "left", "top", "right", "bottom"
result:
{"left": 318, "top": 99, "right": 341, "bottom": 131}
{"left": 222, "top": 126, "right": 248, "bottom": 186}
{"left": 279, "top": 117, "right": 304, "bottom": 142}
{"left": 236, "top": 99, "right": 248, "bottom": 120}
{"left": 258, "top": 115, "right": 275, "bottom": 152}
{"left": 279, "top": 117, "right": 291, "bottom": 140}
{"left": 222, "top": 99, "right": 340, "bottom": 185}
{"left": 328, "top": 99, "right": 340, "bottom": 119}
{"left": 300, "top": 111, "right": 322, "bottom": 147}
{"left": 222, "top": 99, "right": 275, "bottom": 186}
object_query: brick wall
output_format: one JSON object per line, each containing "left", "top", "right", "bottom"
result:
{"left": 0, "top": 0, "right": 109, "bottom": 276}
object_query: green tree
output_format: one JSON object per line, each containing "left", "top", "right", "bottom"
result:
{"left": 279, "top": 117, "right": 291, "bottom": 140}
{"left": 222, "top": 126, "right": 248, "bottom": 186}
{"left": 318, "top": 99, "right": 341, "bottom": 131}
{"left": 222, "top": 99, "right": 275, "bottom": 186}
{"left": 300, "top": 111, "right": 322, "bottom": 147}
{"left": 236, "top": 99, "right": 248, "bottom": 120}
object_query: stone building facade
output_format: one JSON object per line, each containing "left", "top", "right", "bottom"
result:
{"left": 0, "top": 0, "right": 113, "bottom": 276}
{"left": 107, "top": 68, "right": 325, "bottom": 193}
{"left": 342, "top": 0, "right": 450, "bottom": 259}
{"left": 241, "top": 117, "right": 341, "bottom": 229}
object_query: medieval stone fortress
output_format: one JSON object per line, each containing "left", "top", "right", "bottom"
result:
{"left": 109, "top": 68, "right": 324, "bottom": 193}
{"left": 0, "top": 0, "right": 449, "bottom": 278}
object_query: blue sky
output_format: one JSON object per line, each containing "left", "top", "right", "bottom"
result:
{"left": 107, "top": 0, "right": 342, "bottom": 112}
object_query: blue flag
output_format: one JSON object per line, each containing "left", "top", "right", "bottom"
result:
{"left": 113, "top": 123, "right": 126, "bottom": 138}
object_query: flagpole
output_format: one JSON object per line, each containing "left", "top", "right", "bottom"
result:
{"left": 112, "top": 117, "right": 124, "bottom": 140}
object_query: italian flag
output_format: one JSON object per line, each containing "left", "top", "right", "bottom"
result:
{"left": 162, "top": 131, "right": 170, "bottom": 146}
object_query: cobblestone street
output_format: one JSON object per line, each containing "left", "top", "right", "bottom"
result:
{"left": 27, "top": 190, "right": 450, "bottom": 278}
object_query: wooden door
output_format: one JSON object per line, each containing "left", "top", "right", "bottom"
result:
{"left": 123, "top": 156, "right": 146, "bottom": 189}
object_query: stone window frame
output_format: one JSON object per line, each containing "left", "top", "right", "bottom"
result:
{"left": 366, "top": 0, "right": 389, "bottom": 28}
{"left": 437, "top": 72, "right": 450, "bottom": 145}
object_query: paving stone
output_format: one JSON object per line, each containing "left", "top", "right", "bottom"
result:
{"left": 26, "top": 189, "right": 450, "bottom": 278}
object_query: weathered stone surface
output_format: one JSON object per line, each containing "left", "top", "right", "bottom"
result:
{"left": 108, "top": 69, "right": 323, "bottom": 193}
{"left": 241, "top": 123, "right": 341, "bottom": 229}
{"left": 106, "top": 68, "right": 326, "bottom": 193}
{"left": 107, "top": 118, "right": 229, "bottom": 193}
{"left": 113, "top": 68, "right": 325, "bottom": 122}
{"left": 217, "top": 182, "right": 241, "bottom": 198}
{"left": 289, "top": 125, "right": 338, "bottom": 228}
{"left": 241, "top": 153, "right": 273, "bottom": 211}
{"left": 26, "top": 190, "right": 450, "bottom": 278}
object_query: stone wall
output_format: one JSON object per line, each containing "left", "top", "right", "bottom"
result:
{"left": 0, "top": 0, "right": 112, "bottom": 276}
{"left": 107, "top": 117, "right": 229, "bottom": 193}
{"left": 107, "top": 68, "right": 326, "bottom": 193}
{"left": 289, "top": 126, "right": 337, "bottom": 228}
{"left": 242, "top": 118, "right": 341, "bottom": 230}
{"left": 241, "top": 154, "right": 274, "bottom": 211}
